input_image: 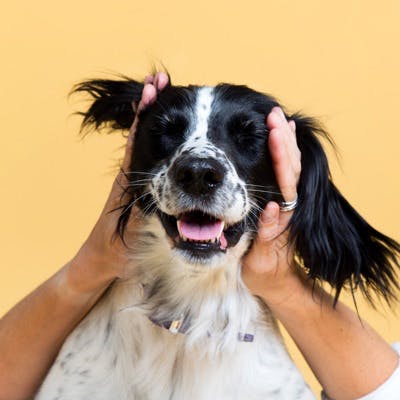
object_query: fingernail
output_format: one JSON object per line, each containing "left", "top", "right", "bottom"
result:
{"left": 157, "top": 72, "right": 169, "bottom": 90}
{"left": 142, "top": 84, "right": 157, "bottom": 106}
{"left": 277, "top": 107, "right": 286, "bottom": 120}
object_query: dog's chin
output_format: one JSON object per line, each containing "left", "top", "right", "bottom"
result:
{"left": 157, "top": 209, "right": 247, "bottom": 265}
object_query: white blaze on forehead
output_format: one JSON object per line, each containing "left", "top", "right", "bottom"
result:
{"left": 188, "top": 86, "right": 214, "bottom": 145}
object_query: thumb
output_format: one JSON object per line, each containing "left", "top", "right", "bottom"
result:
{"left": 242, "top": 202, "right": 280, "bottom": 276}
{"left": 256, "top": 202, "right": 280, "bottom": 244}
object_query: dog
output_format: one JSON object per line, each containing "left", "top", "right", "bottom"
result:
{"left": 35, "top": 77, "right": 400, "bottom": 399}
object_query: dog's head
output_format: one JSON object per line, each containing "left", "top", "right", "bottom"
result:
{"left": 74, "top": 76, "right": 400, "bottom": 304}
{"left": 130, "top": 84, "right": 281, "bottom": 265}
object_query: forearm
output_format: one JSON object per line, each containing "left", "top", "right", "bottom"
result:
{"left": 0, "top": 255, "right": 115, "bottom": 400}
{"left": 260, "top": 270, "right": 399, "bottom": 400}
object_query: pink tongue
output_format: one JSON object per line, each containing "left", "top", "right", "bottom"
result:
{"left": 179, "top": 220, "right": 223, "bottom": 241}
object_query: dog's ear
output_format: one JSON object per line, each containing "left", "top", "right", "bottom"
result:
{"left": 71, "top": 77, "right": 146, "bottom": 132}
{"left": 288, "top": 113, "right": 400, "bottom": 304}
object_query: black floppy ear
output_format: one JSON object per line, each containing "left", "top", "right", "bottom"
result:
{"left": 72, "top": 77, "right": 145, "bottom": 132}
{"left": 289, "top": 114, "right": 400, "bottom": 304}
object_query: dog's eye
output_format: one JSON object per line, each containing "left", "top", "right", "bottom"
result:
{"left": 152, "top": 114, "right": 188, "bottom": 137}
{"left": 229, "top": 115, "right": 257, "bottom": 142}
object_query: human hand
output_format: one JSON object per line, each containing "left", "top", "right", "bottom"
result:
{"left": 67, "top": 72, "right": 169, "bottom": 294}
{"left": 242, "top": 106, "right": 302, "bottom": 300}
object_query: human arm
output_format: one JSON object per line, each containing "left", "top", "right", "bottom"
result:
{"left": 242, "top": 107, "right": 399, "bottom": 400}
{"left": 0, "top": 73, "right": 168, "bottom": 400}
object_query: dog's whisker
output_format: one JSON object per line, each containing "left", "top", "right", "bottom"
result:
{"left": 248, "top": 192, "right": 277, "bottom": 203}
{"left": 119, "top": 191, "right": 153, "bottom": 217}
{"left": 121, "top": 182, "right": 152, "bottom": 188}
{"left": 121, "top": 171, "right": 158, "bottom": 176}
{"left": 142, "top": 200, "right": 158, "bottom": 216}
{"left": 117, "top": 181, "right": 151, "bottom": 187}
{"left": 246, "top": 183, "right": 279, "bottom": 189}
{"left": 248, "top": 200, "right": 264, "bottom": 213}
{"left": 246, "top": 189, "right": 282, "bottom": 195}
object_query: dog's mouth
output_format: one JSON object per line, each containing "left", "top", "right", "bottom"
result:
{"left": 158, "top": 210, "right": 246, "bottom": 259}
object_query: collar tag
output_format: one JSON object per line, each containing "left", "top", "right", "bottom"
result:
{"left": 238, "top": 332, "right": 254, "bottom": 342}
{"left": 168, "top": 316, "right": 184, "bottom": 334}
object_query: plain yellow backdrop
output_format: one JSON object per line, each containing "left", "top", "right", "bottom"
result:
{"left": 1, "top": 0, "right": 399, "bottom": 396}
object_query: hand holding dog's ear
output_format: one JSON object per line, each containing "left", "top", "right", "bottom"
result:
{"left": 124, "top": 73, "right": 169, "bottom": 179}
{"left": 242, "top": 107, "right": 301, "bottom": 299}
{"left": 244, "top": 106, "right": 399, "bottom": 304}
{"left": 72, "top": 73, "right": 170, "bottom": 284}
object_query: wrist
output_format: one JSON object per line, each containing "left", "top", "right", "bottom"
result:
{"left": 58, "top": 247, "right": 117, "bottom": 304}
{"left": 258, "top": 266, "right": 315, "bottom": 308}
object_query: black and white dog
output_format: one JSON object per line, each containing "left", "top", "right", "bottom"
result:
{"left": 36, "top": 77, "right": 399, "bottom": 399}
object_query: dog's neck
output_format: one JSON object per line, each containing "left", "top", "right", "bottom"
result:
{"left": 121, "top": 215, "right": 271, "bottom": 350}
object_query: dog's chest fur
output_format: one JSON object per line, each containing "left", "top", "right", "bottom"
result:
{"left": 36, "top": 217, "right": 314, "bottom": 400}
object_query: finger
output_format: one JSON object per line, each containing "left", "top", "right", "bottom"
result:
{"left": 267, "top": 107, "right": 294, "bottom": 148}
{"left": 129, "top": 83, "right": 158, "bottom": 135}
{"left": 256, "top": 202, "right": 280, "bottom": 243}
{"left": 267, "top": 108, "right": 300, "bottom": 202}
{"left": 154, "top": 71, "right": 169, "bottom": 90}
{"left": 274, "top": 111, "right": 299, "bottom": 160}
{"left": 267, "top": 107, "right": 288, "bottom": 128}
{"left": 288, "top": 120, "right": 297, "bottom": 142}
{"left": 144, "top": 75, "right": 154, "bottom": 84}
{"left": 267, "top": 108, "right": 292, "bottom": 159}
{"left": 288, "top": 119, "right": 296, "bottom": 133}
{"left": 268, "top": 129, "right": 297, "bottom": 202}
{"left": 137, "top": 83, "right": 157, "bottom": 112}
{"left": 268, "top": 108, "right": 298, "bottom": 147}
{"left": 286, "top": 119, "right": 301, "bottom": 171}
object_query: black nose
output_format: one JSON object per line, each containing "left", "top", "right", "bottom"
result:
{"left": 172, "top": 156, "right": 225, "bottom": 195}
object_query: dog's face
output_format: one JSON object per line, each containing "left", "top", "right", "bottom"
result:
{"left": 129, "top": 85, "right": 280, "bottom": 266}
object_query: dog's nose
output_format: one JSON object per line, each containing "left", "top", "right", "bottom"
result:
{"left": 172, "top": 157, "right": 225, "bottom": 195}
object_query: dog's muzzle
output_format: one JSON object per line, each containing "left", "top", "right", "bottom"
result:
{"left": 156, "top": 155, "right": 248, "bottom": 262}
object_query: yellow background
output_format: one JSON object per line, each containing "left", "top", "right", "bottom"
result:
{"left": 1, "top": 0, "right": 399, "bottom": 395}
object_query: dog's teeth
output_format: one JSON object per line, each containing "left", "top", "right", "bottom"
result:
{"left": 216, "top": 222, "right": 225, "bottom": 240}
{"left": 177, "top": 220, "right": 183, "bottom": 238}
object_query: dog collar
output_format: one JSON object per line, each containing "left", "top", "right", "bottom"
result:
{"left": 149, "top": 315, "right": 254, "bottom": 342}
